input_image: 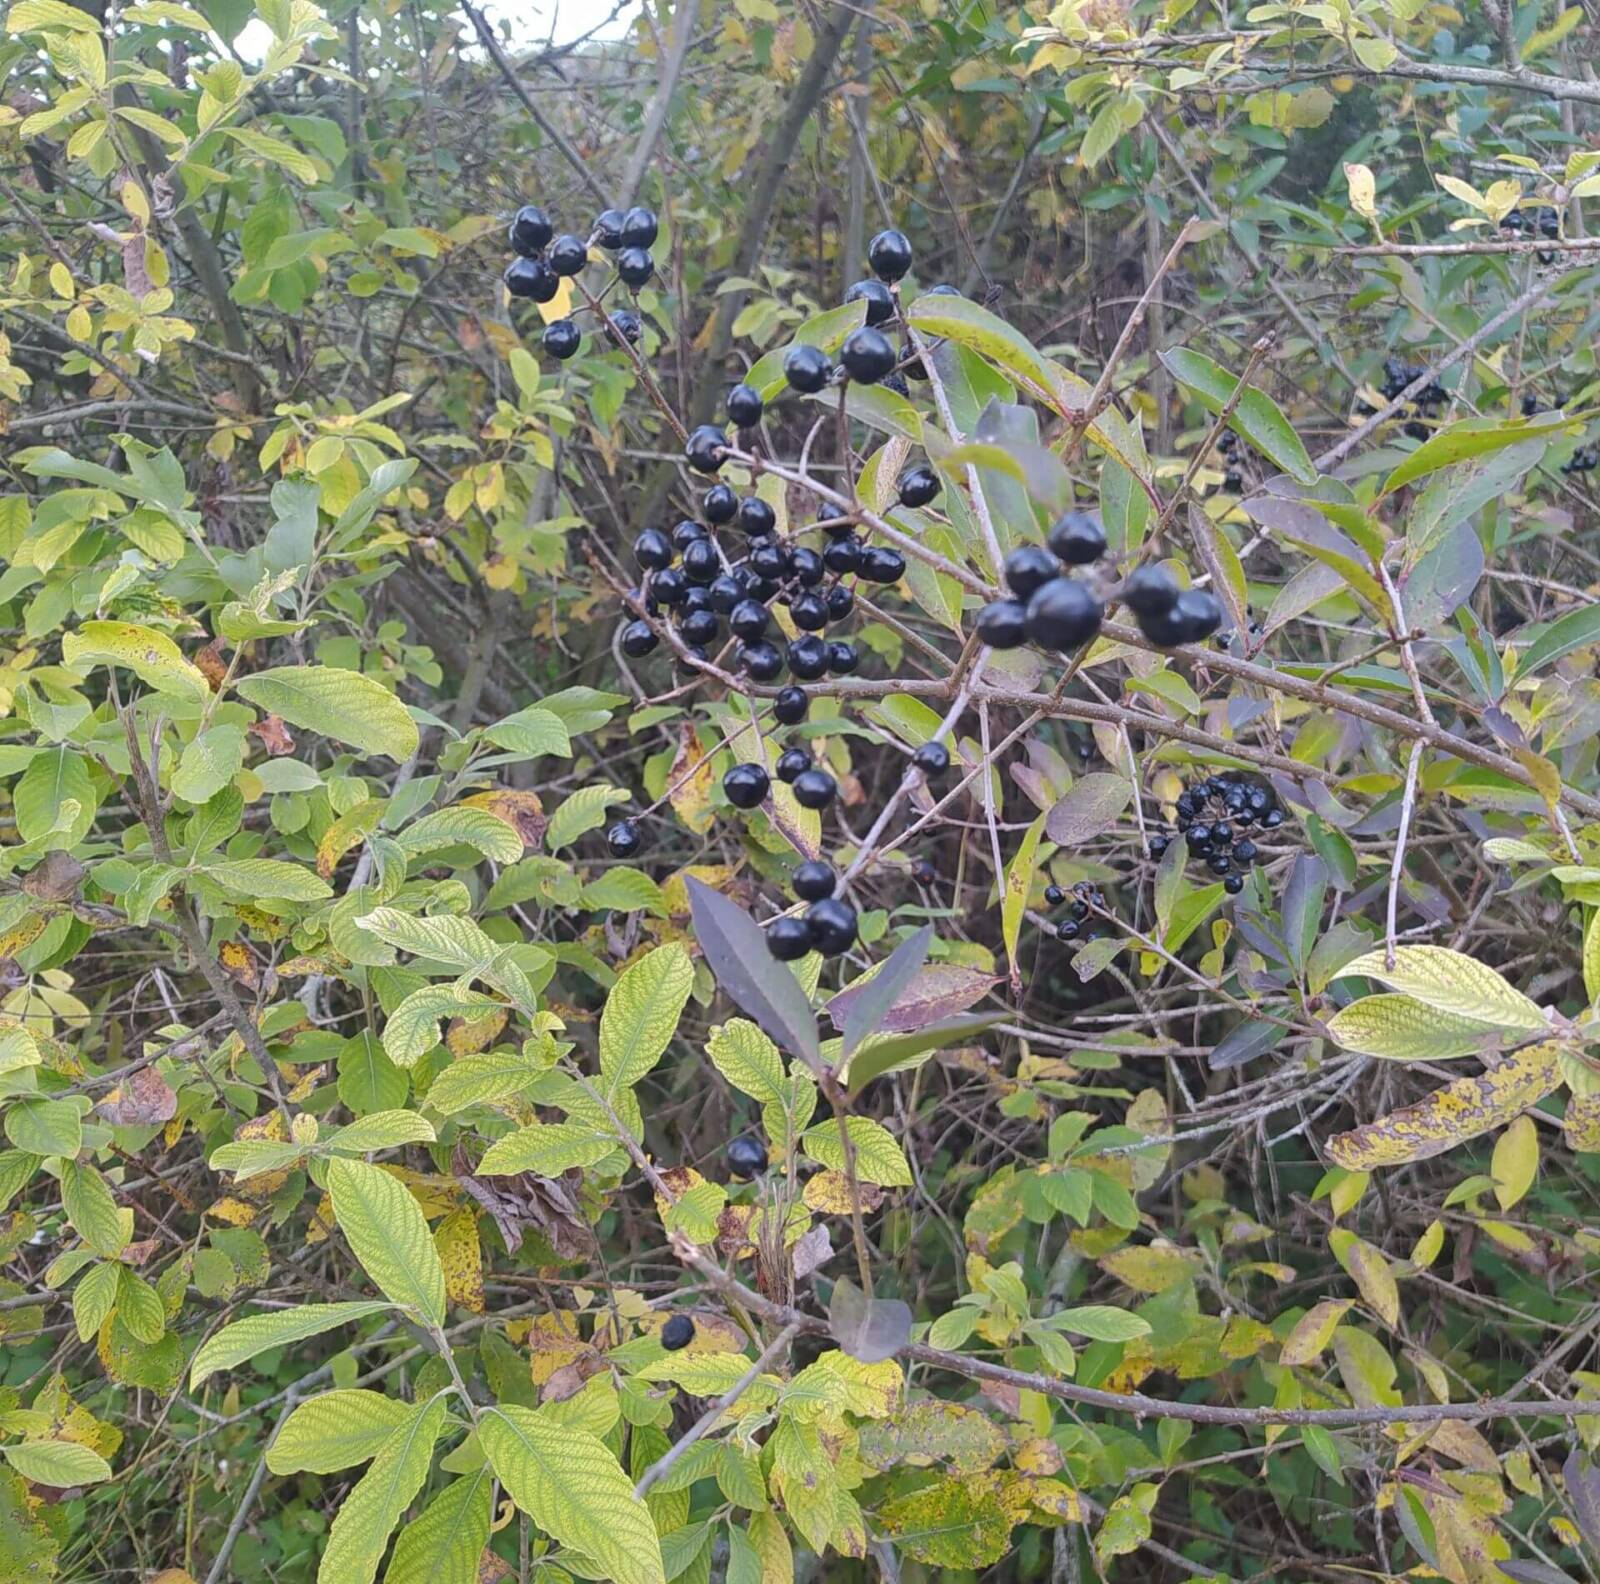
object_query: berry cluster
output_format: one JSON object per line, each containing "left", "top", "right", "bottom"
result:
{"left": 1214, "top": 428, "right": 1243, "bottom": 494}
{"left": 1122, "top": 563, "right": 1225, "bottom": 648}
{"left": 1148, "top": 772, "right": 1284, "bottom": 895}
{"left": 1500, "top": 204, "right": 1561, "bottom": 263}
{"left": 1044, "top": 879, "right": 1105, "bottom": 943}
{"left": 1562, "top": 444, "right": 1597, "bottom": 477}
{"left": 975, "top": 510, "right": 1109, "bottom": 651}
{"left": 502, "top": 200, "right": 658, "bottom": 358}
{"left": 1378, "top": 356, "right": 1448, "bottom": 442}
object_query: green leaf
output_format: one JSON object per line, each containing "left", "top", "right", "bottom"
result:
{"left": 1325, "top": 994, "right": 1504, "bottom": 1062}
{"left": 4, "top": 1097, "right": 83, "bottom": 1157}
{"left": 328, "top": 1158, "right": 446, "bottom": 1325}
{"left": 476, "top": 1121, "right": 617, "bottom": 1177}
{"left": 383, "top": 1468, "right": 492, "bottom": 1584}
{"left": 382, "top": 984, "right": 503, "bottom": 1068}
{"left": 396, "top": 807, "right": 523, "bottom": 865}
{"left": 1340, "top": 946, "right": 1545, "bottom": 1032}
{"left": 59, "top": 1161, "right": 129, "bottom": 1258}
{"left": 2, "top": 1440, "right": 112, "bottom": 1486}
{"left": 1514, "top": 603, "right": 1600, "bottom": 683}
{"left": 267, "top": 1390, "right": 416, "bottom": 1474}
{"left": 1160, "top": 349, "right": 1318, "bottom": 485}
{"left": 1380, "top": 413, "right": 1565, "bottom": 497}
{"left": 1045, "top": 774, "right": 1133, "bottom": 845}
{"left": 324, "top": 1111, "right": 437, "bottom": 1155}
{"left": 190, "top": 1302, "right": 392, "bottom": 1387}
{"left": 545, "top": 784, "right": 630, "bottom": 849}
{"left": 73, "top": 1260, "right": 120, "bottom": 1342}
{"left": 317, "top": 1396, "right": 447, "bottom": 1584}
{"left": 203, "top": 857, "right": 334, "bottom": 901}
{"left": 1052, "top": 1305, "right": 1151, "bottom": 1342}
{"left": 1001, "top": 812, "right": 1046, "bottom": 990}
{"left": 424, "top": 1050, "right": 541, "bottom": 1115}
{"left": 479, "top": 1405, "right": 666, "bottom": 1584}
{"left": 599, "top": 943, "right": 693, "bottom": 1097}
{"left": 580, "top": 868, "right": 667, "bottom": 917}
{"left": 484, "top": 707, "right": 571, "bottom": 759}
{"left": 236, "top": 666, "right": 419, "bottom": 762}
{"left": 801, "top": 1117, "right": 913, "bottom": 1186}
{"left": 706, "top": 1019, "right": 786, "bottom": 1106}
{"left": 171, "top": 725, "right": 247, "bottom": 805}
{"left": 61, "top": 620, "right": 211, "bottom": 701}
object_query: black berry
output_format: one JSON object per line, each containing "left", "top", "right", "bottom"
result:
{"left": 605, "top": 820, "right": 641, "bottom": 858}
{"left": 805, "top": 897, "right": 858, "bottom": 955}
{"left": 739, "top": 641, "right": 784, "bottom": 681}
{"left": 620, "top": 206, "right": 658, "bottom": 249}
{"left": 680, "top": 609, "right": 719, "bottom": 645}
{"left": 685, "top": 425, "right": 728, "bottom": 474}
{"left": 790, "top": 547, "right": 824, "bottom": 587}
{"left": 897, "top": 463, "right": 940, "bottom": 508}
{"left": 724, "top": 763, "right": 771, "bottom": 809}
{"left": 784, "top": 344, "right": 831, "bottom": 394}
{"left": 620, "top": 620, "right": 658, "bottom": 657}
{"left": 504, "top": 257, "right": 558, "bottom": 302}
{"left": 793, "top": 860, "right": 836, "bottom": 901}
{"left": 772, "top": 687, "right": 809, "bottom": 725}
{"left": 729, "top": 599, "right": 770, "bottom": 641}
{"left": 787, "top": 637, "right": 829, "bottom": 680}
{"left": 543, "top": 319, "right": 580, "bottom": 359}
{"left": 867, "top": 228, "right": 913, "bottom": 282}
{"left": 776, "top": 748, "right": 811, "bottom": 783}
{"left": 1044, "top": 884, "right": 1066, "bottom": 905}
{"left": 509, "top": 205, "right": 554, "bottom": 256}
{"left": 826, "top": 640, "right": 859, "bottom": 675}
{"left": 791, "top": 592, "right": 828, "bottom": 631}
{"left": 1024, "top": 578, "right": 1102, "bottom": 651}
{"left": 1004, "top": 544, "right": 1061, "bottom": 600}
{"left": 617, "top": 248, "right": 654, "bottom": 289}
{"left": 822, "top": 536, "right": 862, "bottom": 575}
{"left": 681, "top": 539, "right": 719, "bottom": 584}
{"left": 736, "top": 497, "right": 775, "bottom": 536}
{"left": 727, "top": 384, "right": 763, "bottom": 428}
{"left": 703, "top": 483, "right": 737, "bottom": 523}
{"left": 825, "top": 584, "right": 854, "bottom": 622}
{"left": 1047, "top": 510, "right": 1107, "bottom": 566}
{"left": 975, "top": 599, "right": 1027, "bottom": 649}
{"left": 845, "top": 278, "right": 894, "bottom": 325}
{"left": 660, "top": 1314, "right": 695, "bottom": 1350}
{"left": 727, "top": 1136, "right": 768, "bottom": 1176}
{"left": 634, "top": 528, "right": 673, "bottom": 570}
{"left": 792, "top": 768, "right": 837, "bottom": 810}
{"left": 548, "top": 234, "right": 588, "bottom": 275}
{"left": 592, "top": 208, "right": 625, "bottom": 248}
{"left": 766, "top": 915, "right": 812, "bottom": 961}
{"left": 1122, "top": 565, "right": 1179, "bottom": 618}
{"left": 858, "top": 545, "right": 906, "bottom": 583}
{"left": 673, "top": 519, "right": 708, "bottom": 552}
{"left": 912, "top": 742, "right": 949, "bottom": 776}
{"left": 840, "top": 326, "right": 897, "bottom": 384}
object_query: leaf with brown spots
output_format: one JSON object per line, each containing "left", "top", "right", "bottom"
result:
{"left": 96, "top": 1067, "right": 177, "bottom": 1126}
{"left": 462, "top": 789, "right": 547, "bottom": 852}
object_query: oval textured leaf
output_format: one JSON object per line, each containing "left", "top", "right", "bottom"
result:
{"left": 1325, "top": 994, "right": 1505, "bottom": 1062}
{"left": 1326, "top": 1042, "right": 1562, "bottom": 1170}
{"left": 1340, "top": 946, "right": 1545, "bottom": 1032}
{"left": 190, "top": 1301, "right": 391, "bottom": 1388}
{"left": 327, "top": 1158, "right": 446, "bottom": 1325}
{"left": 237, "top": 666, "right": 419, "bottom": 762}
{"left": 479, "top": 1405, "right": 665, "bottom": 1584}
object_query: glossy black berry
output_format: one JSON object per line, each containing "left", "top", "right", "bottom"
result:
{"left": 620, "top": 206, "right": 657, "bottom": 249}
{"left": 790, "top": 547, "right": 824, "bottom": 587}
{"left": 749, "top": 541, "right": 789, "bottom": 580}
{"left": 912, "top": 742, "right": 950, "bottom": 776}
{"left": 1188, "top": 823, "right": 1212, "bottom": 849}
{"left": 620, "top": 619, "right": 658, "bottom": 657}
{"left": 729, "top": 599, "right": 770, "bottom": 641}
{"left": 825, "top": 584, "right": 855, "bottom": 622}
{"left": 739, "top": 640, "right": 784, "bottom": 681}
{"left": 607, "top": 309, "right": 642, "bottom": 344}
{"left": 1004, "top": 544, "right": 1061, "bottom": 600}
{"left": 1224, "top": 874, "right": 1244, "bottom": 895}
{"left": 1262, "top": 807, "right": 1285, "bottom": 829}
{"left": 792, "top": 859, "right": 837, "bottom": 901}
{"left": 1149, "top": 835, "right": 1169, "bottom": 858}
{"left": 548, "top": 234, "right": 588, "bottom": 275}
{"left": 1122, "top": 565, "right": 1179, "bottom": 618}
{"left": 646, "top": 570, "right": 684, "bottom": 606}
{"left": 727, "top": 1135, "right": 769, "bottom": 1176}
{"left": 805, "top": 897, "right": 858, "bottom": 956}
{"left": 605, "top": 819, "right": 641, "bottom": 858}
{"left": 975, "top": 599, "right": 1027, "bottom": 649}
{"left": 1208, "top": 853, "right": 1232, "bottom": 875}
{"left": 826, "top": 640, "right": 859, "bottom": 675}
{"left": 897, "top": 463, "right": 940, "bottom": 509}
{"left": 673, "top": 519, "right": 708, "bottom": 552}
{"left": 1057, "top": 919, "right": 1080, "bottom": 941}
{"left": 867, "top": 228, "right": 913, "bottom": 282}
{"left": 685, "top": 425, "right": 728, "bottom": 474}
{"left": 680, "top": 609, "right": 720, "bottom": 646}
{"left": 634, "top": 528, "right": 673, "bottom": 570}
{"left": 706, "top": 576, "right": 741, "bottom": 615}
{"left": 727, "top": 384, "right": 763, "bottom": 428}
{"left": 509, "top": 205, "right": 554, "bottom": 256}
{"left": 787, "top": 637, "right": 829, "bottom": 680}
{"left": 1234, "top": 840, "right": 1257, "bottom": 865}
{"left": 1025, "top": 578, "right": 1102, "bottom": 651}
{"left": 1047, "top": 510, "right": 1107, "bottom": 566}
{"left": 540, "top": 317, "right": 579, "bottom": 360}
{"left": 724, "top": 763, "right": 771, "bottom": 809}
{"left": 858, "top": 545, "right": 906, "bottom": 584}
{"left": 736, "top": 497, "right": 775, "bottom": 536}
{"left": 765, "top": 915, "right": 812, "bottom": 962}
{"left": 504, "top": 256, "right": 558, "bottom": 301}
{"left": 592, "top": 208, "right": 625, "bottom": 248}
{"left": 703, "top": 482, "right": 737, "bottom": 523}
{"left": 822, "top": 536, "right": 862, "bottom": 575}
{"left": 1044, "top": 884, "right": 1066, "bottom": 906}
{"left": 660, "top": 1313, "right": 695, "bottom": 1350}
{"left": 1173, "top": 588, "right": 1224, "bottom": 643}
{"left": 845, "top": 278, "right": 894, "bottom": 326}
{"left": 617, "top": 248, "right": 654, "bottom": 289}
{"left": 784, "top": 343, "right": 831, "bottom": 394}
{"left": 776, "top": 747, "right": 811, "bottom": 783}
{"left": 786, "top": 592, "right": 825, "bottom": 632}
{"left": 772, "top": 687, "right": 809, "bottom": 726}
{"left": 1137, "top": 602, "right": 1191, "bottom": 647}
{"left": 840, "top": 326, "right": 897, "bottom": 384}
{"left": 792, "top": 768, "right": 837, "bottom": 810}
{"left": 681, "top": 540, "right": 720, "bottom": 585}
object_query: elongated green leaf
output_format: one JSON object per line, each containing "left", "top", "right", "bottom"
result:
{"left": 599, "top": 943, "right": 693, "bottom": 1096}
{"left": 1001, "top": 813, "right": 1046, "bottom": 989}
{"left": 801, "top": 1117, "right": 913, "bottom": 1186}
{"left": 383, "top": 985, "right": 503, "bottom": 1068}
{"left": 61, "top": 620, "right": 211, "bottom": 701}
{"left": 706, "top": 1019, "right": 787, "bottom": 1105}
{"left": 384, "top": 1468, "right": 492, "bottom": 1584}
{"left": 237, "top": 666, "right": 419, "bottom": 762}
{"left": 1340, "top": 946, "right": 1545, "bottom": 1032}
{"left": 476, "top": 1121, "right": 616, "bottom": 1177}
{"left": 328, "top": 1159, "right": 446, "bottom": 1325}
{"left": 396, "top": 807, "right": 523, "bottom": 865}
{"left": 1380, "top": 413, "right": 1566, "bottom": 497}
{"left": 479, "top": 1405, "right": 665, "bottom": 1584}
{"left": 60, "top": 1161, "right": 128, "bottom": 1258}
{"left": 317, "top": 1396, "right": 447, "bottom": 1584}
{"left": 1515, "top": 603, "right": 1600, "bottom": 684}
{"left": 189, "top": 1301, "right": 391, "bottom": 1387}
{"left": 1325, "top": 994, "right": 1504, "bottom": 1062}
{"left": 203, "top": 858, "right": 334, "bottom": 901}
{"left": 424, "top": 1050, "right": 542, "bottom": 1115}
{"left": 268, "top": 1390, "right": 415, "bottom": 1474}
{"left": 1052, "top": 1305, "right": 1151, "bottom": 1342}
{"left": 2, "top": 1440, "right": 113, "bottom": 1486}
{"left": 1160, "top": 348, "right": 1318, "bottom": 485}
{"left": 325, "top": 1111, "right": 438, "bottom": 1154}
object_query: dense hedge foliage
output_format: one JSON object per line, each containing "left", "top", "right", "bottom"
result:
{"left": 4, "top": 0, "right": 1600, "bottom": 1579}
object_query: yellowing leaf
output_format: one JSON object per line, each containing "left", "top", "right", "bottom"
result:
{"left": 1330, "top": 1229, "right": 1399, "bottom": 1328}
{"left": 433, "top": 1208, "right": 484, "bottom": 1314}
{"left": 1344, "top": 161, "right": 1378, "bottom": 224}
{"left": 1278, "top": 1299, "right": 1354, "bottom": 1367}
{"left": 1491, "top": 1114, "right": 1538, "bottom": 1210}
{"left": 1340, "top": 947, "right": 1545, "bottom": 1033}
{"left": 62, "top": 621, "right": 210, "bottom": 701}
{"left": 1327, "top": 1043, "right": 1562, "bottom": 1170}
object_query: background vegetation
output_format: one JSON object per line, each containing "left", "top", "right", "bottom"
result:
{"left": 3, "top": 0, "right": 1600, "bottom": 1579}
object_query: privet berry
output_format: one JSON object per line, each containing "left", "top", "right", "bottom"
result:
{"left": 826, "top": 640, "right": 859, "bottom": 674}
{"left": 975, "top": 599, "right": 1027, "bottom": 649}
{"left": 772, "top": 686, "right": 809, "bottom": 725}
{"left": 684, "top": 425, "right": 728, "bottom": 474}
{"left": 703, "top": 482, "right": 737, "bottom": 523}
{"left": 621, "top": 206, "right": 659, "bottom": 248}
{"left": 548, "top": 234, "right": 588, "bottom": 275}
{"left": 788, "top": 637, "right": 829, "bottom": 680}
{"left": 840, "top": 326, "right": 897, "bottom": 384}
{"left": 735, "top": 497, "right": 775, "bottom": 535}
{"left": 1004, "top": 544, "right": 1061, "bottom": 600}
{"left": 792, "top": 860, "right": 836, "bottom": 901}
{"left": 897, "top": 462, "right": 940, "bottom": 508}
{"left": 592, "top": 208, "right": 625, "bottom": 248}
{"left": 723, "top": 763, "right": 771, "bottom": 809}
{"left": 784, "top": 343, "right": 831, "bottom": 394}
{"left": 912, "top": 741, "right": 950, "bottom": 776}
{"left": 792, "top": 768, "right": 837, "bottom": 810}
{"left": 727, "top": 1136, "right": 769, "bottom": 1177}
{"left": 660, "top": 1314, "right": 695, "bottom": 1350}
{"left": 766, "top": 915, "right": 812, "bottom": 961}
{"left": 620, "top": 620, "right": 658, "bottom": 657}
{"left": 739, "top": 641, "right": 784, "bottom": 681}
{"left": 509, "top": 205, "right": 554, "bottom": 256}
{"left": 844, "top": 278, "right": 894, "bottom": 325}
{"left": 617, "top": 247, "right": 654, "bottom": 288}
{"left": 727, "top": 383, "right": 763, "bottom": 428}
{"left": 858, "top": 545, "right": 906, "bottom": 583}
{"left": 542, "top": 319, "right": 581, "bottom": 359}
{"left": 776, "top": 748, "right": 811, "bottom": 783}
{"left": 633, "top": 528, "right": 672, "bottom": 570}
{"left": 805, "top": 897, "right": 859, "bottom": 955}
{"left": 1024, "top": 578, "right": 1103, "bottom": 652}
{"left": 605, "top": 820, "right": 642, "bottom": 858}
{"left": 504, "top": 257, "right": 558, "bottom": 302}
{"left": 1047, "top": 510, "right": 1108, "bottom": 566}
{"left": 867, "top": 228, "right": 913, "bottom": 282}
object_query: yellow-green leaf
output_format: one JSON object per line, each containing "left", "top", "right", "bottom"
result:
{"left": 62, "top": 621, "right": 210, "bottom": 701}
{"left": 327, "top": 1158, "right": 446, "bottom": 1326}
{"left": 1339, "top": 947, "right": 1545, "bottom": 1033}
{"left": 1491, "top": 1113, "right": 1538, "bottom": 1210}
{"left": 599, "top": 943, "right": 693, "bottom": 1097}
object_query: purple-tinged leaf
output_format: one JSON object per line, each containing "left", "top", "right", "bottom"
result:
{"left": 836, "top": 925, "right": 933, "bottom": 1060}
